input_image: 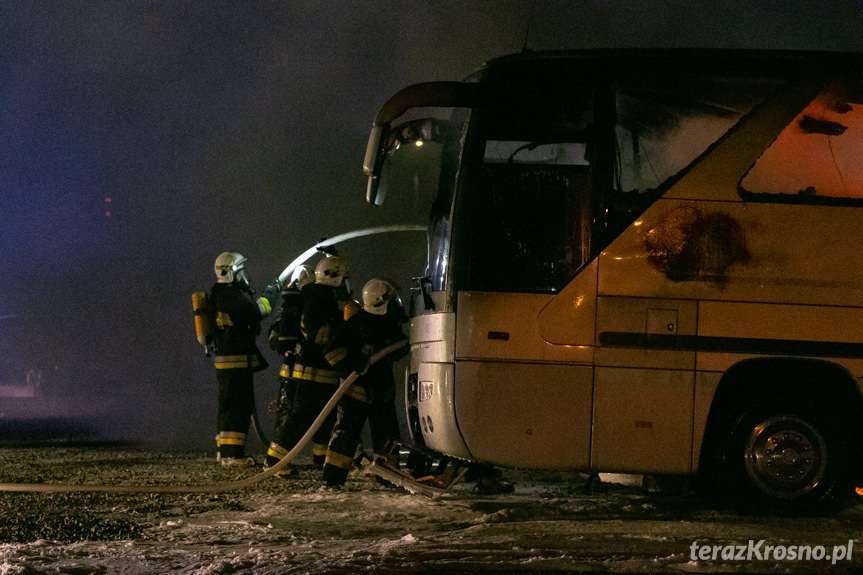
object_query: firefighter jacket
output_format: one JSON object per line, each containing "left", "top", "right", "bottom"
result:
{"left": 267, "top": 285, "right": 303, "bottom": 378}
{"left": 291, "top": 282, "right": 343, "bottom": 385}
{"left": 277, "top": 286, "right": 303, "bottom": 353}
{"left": 210, "top": 281, "right": 268, "bottom": 372}
{"left": 324, "top": 304, "right": 407, "bottom": 402}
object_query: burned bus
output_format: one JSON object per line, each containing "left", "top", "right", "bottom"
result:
{"left": 363, "top": 49, "right": 863, "bottom": 510}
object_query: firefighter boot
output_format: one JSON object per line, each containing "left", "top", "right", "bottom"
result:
{"left": 216, "top": 432, "right": 255, "bottom": 467}
{"left": 264, "top": 442, "right": 294, "bottom": 478}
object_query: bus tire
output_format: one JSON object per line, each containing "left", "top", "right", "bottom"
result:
{"left": 717, "top": 404, "right": 852, "bottom": 513}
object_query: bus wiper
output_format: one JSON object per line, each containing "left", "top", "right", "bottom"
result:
{"left": 507, "top": 142, "right": 542, "bottom": 163}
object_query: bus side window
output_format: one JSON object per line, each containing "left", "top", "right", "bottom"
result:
{"left": 462, "top": 162, "right": 592, "bottom": 294}
{"left": 740, "top": 84, "right": 863, "bottom": 204}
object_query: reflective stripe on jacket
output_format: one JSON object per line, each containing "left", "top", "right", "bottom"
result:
{"left": 291, "top": 362, "right": 340, "bottom": 385}
{"left": 214, "top": 354, "right": 262, "bottom": 370}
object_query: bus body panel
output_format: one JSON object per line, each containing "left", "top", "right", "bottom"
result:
{"left": 537, "top": 260, "right": 598, "bottom": 346}
{"left": 595, "top": 297, "right": 697, "bottom": 371}
{"left": 599, "top": 200, "right": 863, "bottom": 309}
{"left": 592, "top": 367, "right": 694, "bottom": 473}
{"left": 416, "top": 359, "right": 472, "bottom": 459}
{"left": 410, "top": 312, "right": 473, "bottom": 458}
{"left": 698, "top": 301, "right": 863, "bottom": 348}
{"left": 696, "top": 351, "right": 863, "bottom": 379}
{"left": 410, "top": 309, "right": 455, "bottom": 363}
{"left": 693, "top": 371, "right": 723, "bottom": 469}
{"left": 455, "top": 292, "right": 594, "bottom": 364}
{"left": 454, "top": 361, "right": 593, "bottom": 468}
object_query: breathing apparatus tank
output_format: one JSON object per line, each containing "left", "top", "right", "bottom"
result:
{"left": 192, "top": 290, "right": 213, "bottom": 355}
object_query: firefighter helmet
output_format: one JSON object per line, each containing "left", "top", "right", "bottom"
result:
{"left": 362, "top": 278, "right": 396, "bottom": 315}
{"left": 314, "top": 256, "right": 346, "bottom": 287}
{"left": 214, "top": 252, "right": 248, "bottom": 284}
{"left": 290, "top": 264, "right": 314, "bottom": 290}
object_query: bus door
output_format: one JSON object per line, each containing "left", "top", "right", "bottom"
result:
{"left": 453, "top": 149, "right": 596, "bottom": 469}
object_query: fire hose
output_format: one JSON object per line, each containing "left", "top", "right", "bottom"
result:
{"left": 0, "top": 339, "right": 408, "bottom": 494}
{"left": 276, "top": 224, "right": 427, "bottom": 285}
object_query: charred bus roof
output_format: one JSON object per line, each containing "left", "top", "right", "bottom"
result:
{"left": 374, "top": 49, "right": 863, "bottom": 124}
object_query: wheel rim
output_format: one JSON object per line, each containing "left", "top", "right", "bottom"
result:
{"left": 743, "top": 415, "right": 828, "bottom": 500}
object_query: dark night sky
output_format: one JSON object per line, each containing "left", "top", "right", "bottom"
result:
{"left": 2, "top": 1, "right": 862, "bottom": 448}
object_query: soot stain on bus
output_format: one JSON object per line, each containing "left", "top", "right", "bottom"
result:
{"left": 645, "top": 204, "right": 750, "bottom": 284}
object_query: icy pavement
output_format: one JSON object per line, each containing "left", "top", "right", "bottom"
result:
{"left": 0, "top": 446, "right": 861, "bottom": 574}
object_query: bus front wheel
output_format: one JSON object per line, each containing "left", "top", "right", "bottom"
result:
{"left": 743, "top": 414, "right": 827, "bottom": 500}
{"left": 718, "top": 406, "right": 850, "bottom": 512}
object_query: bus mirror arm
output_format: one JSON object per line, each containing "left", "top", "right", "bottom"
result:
{"left": 365, "top": 124, "right": 387, "bottom": 205}
{"left": 363, "top": 124, "right": 385, "bottom": 177}
{"left": 366, "top": 174, "right": 384, "bottom": 205}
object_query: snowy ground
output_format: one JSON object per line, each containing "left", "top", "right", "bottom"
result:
{"left": 0, "top": 445, "right": 861, "bottom": 574}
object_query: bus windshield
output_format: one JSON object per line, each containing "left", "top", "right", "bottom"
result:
{"left": 375, "top": 107, "right": 471, "bottom": 291}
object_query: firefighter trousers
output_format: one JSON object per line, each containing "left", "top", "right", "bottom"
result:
{"left": 267, "top": 378, "right": 337, "bottom": 468}
{"left": 216, "top": 367, "right": 255, "bottom": 459}
{"left": 273, "top": 373, "right": 298, "bottom": 432}
{"left": 322, "top": 391, "right": 401, "bottom": 487}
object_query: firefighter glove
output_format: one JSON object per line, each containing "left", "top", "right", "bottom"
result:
{"left": 262, "top": 280, "right": 282, "bottom": 305}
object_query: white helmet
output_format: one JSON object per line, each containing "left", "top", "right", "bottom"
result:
{"left": 214, "top": 252, "right": 248, "bottom": 284}
{"left": 290, "top": 264, "right": 314, "bottom": 290}
{"left": 315, "top": 256, "right": 347, "bottom": 287}
{"left": 362, "top": 278, "right": 396, "bottom": 315}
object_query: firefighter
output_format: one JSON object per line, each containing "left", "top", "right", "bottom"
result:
{"left": 210, "top": 252, "right": 280, "bottom": 466}
{"left": 267, "top": 265, "right": 314, "bottom": 431}
{"left": 321, "top": 278, "right": 408, "bottom": 488}
{"left": 264, "top": 255, "right": 348, "bottom": 474}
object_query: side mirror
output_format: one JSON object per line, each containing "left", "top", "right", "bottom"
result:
{"left": 364, "top": 124, "right": 387, "bottom": 205}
